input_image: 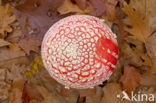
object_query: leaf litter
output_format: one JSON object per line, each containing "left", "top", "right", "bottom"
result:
{"left": 0, "top": 0, "right": 156, "bottom": 103}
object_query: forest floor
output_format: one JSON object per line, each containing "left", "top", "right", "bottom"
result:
{"left": 0, "top": 0, "right": 156, "bottom": 103}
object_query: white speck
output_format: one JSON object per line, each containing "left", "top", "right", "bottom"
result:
{"left": 54, "top": 70, "right": 59, "bottom": 73}
{"left": 67, "top": 67, "right": 72, "bottom": 71}
{"left": 48, "top": 49, "right": 52, "bottom": 54}
{"left": 81, "top": 79, "right": 87, "bottom": 82}
{"left": 107, "top": 49, "right": 111, "bottom": 53}
{"left": 75, "top": 27, "right": 79, "bottom": 31}
{"left": 87, "top": 43, "right": 91, "bottom": 47}
{"left": 69, "top": 78, "right": 73, "bottom": 81}
{"left": 68, "top": 39, "right": 71, "bottom": 42}
{"left": 59, "top": 67, "right": 66, "bottom": 72}
{"left": 91, "top": 38, "right": 94, "bottom": 42}
{"left": 94, "top": 36, "right": 98, "bottom": 41}
{"left": 73, "top": 74, "right": 78, "bottom": 78}
{"left": 60, "top": 30, "right": 64, "bottom": 34}
{"left": 90, "top": 70, "right": 96, "bottom": 74}
{"left": 76, "top": 69, "right": 80, "bottom": 74}
{"left": 84, "top": 59, "right": 88, "bottom": 63}
{"left": 81, "top": 27, "right": 85, "bottom": 31}
{"left": 95, "top": 63, "right": 101, "bottom": 68}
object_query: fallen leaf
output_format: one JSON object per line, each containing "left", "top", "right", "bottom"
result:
{"left": 146, "top": 32, "right": 156, "bottom": 59}
{"left": 0, "top": 4, "right": 16, "bottom": 38}
{"left": 120, "top": 41, "right": 146, "bottom": 66}
{"left": 85, "top": 87, "right": 103, "bottom": 103}
{"left": 104, "top": 0, "right": 119, "bottom": 21}
{"left": 0, "top": 44, "right": 25, "bottom": 62}
{"left": 120, "top": 66, "right": 141, "bottom": 93}
{"left": 100, "top": 83, "right": 132, "bottom": 103}
{"left": 148, "top": 59, "right": 156, "bottom": 74}
{"left": 6, "top": 64, "right": 28, "bottom": 84}
{"left": 141, "top": 74, "right": 156, "bottom": 87}
{"left": 89, "top": 0, "right": 106, "bottom": 16}
{"left": 0, "top": 68, "right": 11, "bottom": 100}
{"left": 9, "top": 88, "right": 23, "bottom": 103}
{"left": 6, "top": 23, "right": 22, "bottom": 43}
{"left": 57, "top": 0, "right": 92, "bottom": 15}
{"left": 134, "top": 49, "right": 152, "bottom": 66}
{"left": 75, "top": 0, "right": 87, "bottom": 10}
{"left": 78, "top": 88, "right": 96, "bottom": 97}
{"left": 18, "top": 36, "right": 40, "bottom": 54}
{"left": 22, "top": 82, "right": 44, "bottom": 103}
{"left": 0, "top": 39, "right": 10, "bottom": 47}
{"left": 37, "top": 86, "right": 63, "bottom": 103}
{"left": 123, "top": 2, "right": 151, "bottom": 43}
{"left": 14, "top": 0, "right": 64, "bottom": 53}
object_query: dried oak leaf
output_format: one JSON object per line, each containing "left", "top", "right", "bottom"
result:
{"left": 18, "top": 36, "right": 40, "bottom": 54}
{"left": 89, "top": 0, "right": 119, "bottom": 18}
{"left": 9, "top": 88, "right": 23, "bottom": 103}
{"left": 89, "top": 0, "right": 106, "bottom": 16}
{"left": 57, "top": 0, "right": 92, "bottom": 15}
{"left": 127, "top": 0, "right": 156, "bottom": 29}
{"left": 0, "top": 68, "right": 11, "bottom": 100}
{"left": 0, "top": 39, "right": 10, "bottom": 47}
{"left": 0, "top": 4, "right": 16, "bottom": 38}
{"left": 6, "top": 64, "right": 28, "bottom": 84}
{"left": 100, "top": 83, "right": 132, "bottom": 103}
{"left": 85, "top": 87, "right": 103, "bottom": 103}
{"left": 6, "top": 23, "right": 23, "bottom": 43}
{"left": 121, "top": 41, "right": 146, "bottom": 66}
{"left": 120, "top": 66, "right": 141, "bottom": 93}
{"left": 0, "top": 44, "right": 25, "bottom": 62}
{"left": 14, "top": 0, "right": 64, "bottom": 53}
{"left": 146, "top": 32, "right": 156, "bottom": 59}
{"left": 123, "top": 2, "right": 151, "bottom": 43}
{"left": 37, "top": 86, "right": 63, "bottom": 103}
{"left": 22, "top": 83, "right": 44, "bottom": 103}
{"left": 141, "top": 74, "right": 156, "bottom": 87}
{"left": 75, "top": 0, "right": 87, "bottom": 10}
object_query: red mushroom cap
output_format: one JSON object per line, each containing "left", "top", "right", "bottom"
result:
{"left": 41, "top": 15, "right": 119, "bottom": 89}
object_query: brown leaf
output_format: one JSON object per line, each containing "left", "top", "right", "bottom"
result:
{"left": 0, "top": 68, "right": 11, "bottom": 100}
{"left": 57, "top": 0, "right": 92, "bottom": 15}
{"left": 14, "top": 0, "right": 64, "bottom": 53}
{"left": 123, "top": 2, "right": 151, "bottom": 43}
{"left": 141, "top": 74, "right": 156, "bottom": 87}
{"left": 104, "top": 0, "right": 119, "bottom": 21}
{"left": 0, "top": 4, "right": 16, "bottom": 38}
{"left": 6, "top": 24, "right": 22, "bottom": 43}
{"left": 0, "top": 39, "right": 10, "bottom": 47}
{"left": 85, "top": 87, "right": 103, "bottom": 103}
{"left": 75, "top": 0, "right": 87, "bottom": 10}
{"left": 78, "top": 88, "right": 96, "bottom": 97}
{"left": 120, "top": 66, "right": 141, "bottom": 93}
{"left": 100, "top": 83, "right": 132, "bottom": 103}
{"left": 22, "top": 82, "right": 44, "bottom": 103}
{"left": 120, "top": 41, "right": 146, "bottom": 66}
{"left": 0, "top": 44, "right": 25, "bottom": 62}
{"left": 9, "top": 88, "right": 23, "bottom": 103}
{"left": 37, "top": 86, "right": 63, "bottom": 103}
{"left": 6, "top": 64, "right": 28, "bottom": 84}
{"left": 146, "top": 32, "right": 156, "bottom": 59}
{"left": 89, "top": 0, "right": 106, "bottom": 16}
{"left": 18, "top": 36, "right": 40, "bottom": 54}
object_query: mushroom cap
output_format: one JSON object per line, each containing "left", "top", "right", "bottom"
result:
{"left": 41, "top": 15, "right": 119, "bottom": 89}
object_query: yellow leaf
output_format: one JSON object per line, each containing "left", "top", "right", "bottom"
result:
{"left": 57, "top": 0, "right": 92, "bottom": 15}
{"left": 123, "top": 3, "right": 151, "bottom": 43}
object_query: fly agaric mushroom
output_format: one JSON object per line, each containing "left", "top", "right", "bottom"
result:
{"left": 41, "top": 15, "right": 119, "bottom": 89}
